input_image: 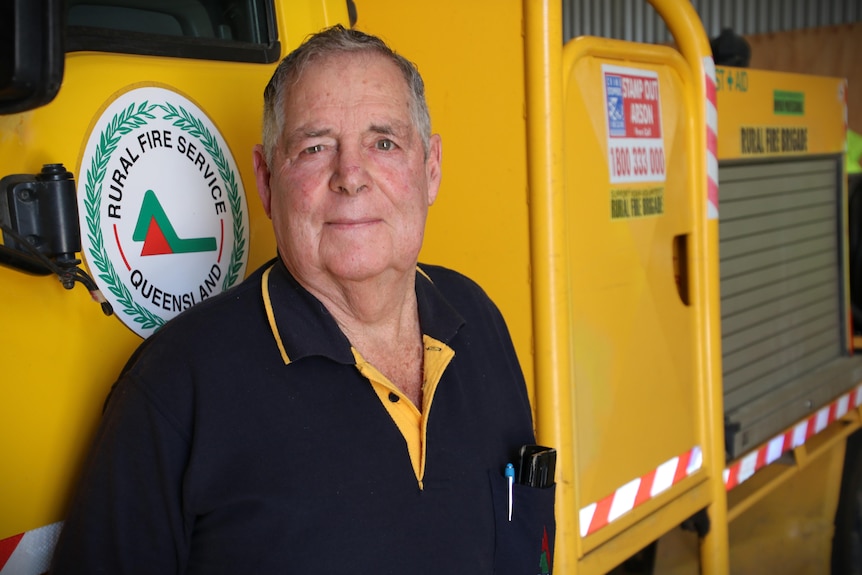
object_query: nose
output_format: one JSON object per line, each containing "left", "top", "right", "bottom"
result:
{"left": 329, "top": 144, "right": 369, "bottom": 196}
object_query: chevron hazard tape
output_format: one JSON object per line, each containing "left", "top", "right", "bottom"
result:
{"left": 724, "top": 384, "right": 862, "bottom": 490}
{"left": 7, "top": 389, "right": 860, "bottom": 559}
{"left": 579, "top": 446, "right": 703, "bottom": 538}
{"left": 0, "top": 522, "right": 62, "bottom": 575}
{"left": 704, "top": 56, "right": 719, "bottom": 220}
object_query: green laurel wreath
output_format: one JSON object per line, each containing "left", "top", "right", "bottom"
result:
{"left": 83, "top": 100, "right": 247, "bottom": 333}
{"left": 83, "top": 101, "right": 165, "bottom": 331}
{"left": 158, "top": 102, "right": 246, "bottom": 291}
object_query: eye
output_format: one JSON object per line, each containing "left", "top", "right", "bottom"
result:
{"left": 304, "top": 144, "right": 325, "bottom": 154}
{"left": 375, "top": 139, "right": 396, "bottom": 151}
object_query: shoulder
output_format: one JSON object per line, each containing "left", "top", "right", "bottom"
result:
{"left": 417, "top": 264, "right": 492, "bottom": 305}
{"left": 121, "top": 260, "right": 274, "bottom": 373}
{"left": 107, "top": 260, "right": 278, "bottom": 415}
{"left": 416, "top": 263, "right": 509, "bottom": 333}
{"left": 157, "top": 259, "right": 271, "bottom": 336}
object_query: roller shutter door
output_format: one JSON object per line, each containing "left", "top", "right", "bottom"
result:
{"left": 719, "top": 156, "right": 862, "bottom": 458}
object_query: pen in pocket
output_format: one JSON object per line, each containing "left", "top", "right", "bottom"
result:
{"left": 505, "top": 462, "right": 515, "bottom": 521}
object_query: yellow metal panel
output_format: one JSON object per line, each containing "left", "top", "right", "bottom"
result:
{"left": 276, "top": 0, "right": 347, "bottom": 47}
{"left": 522, "top": 0, "right": 727, "bottom": 571}
{"left": 0, "top": 2, "right": 347, "bottom": 539}
{"left": 549, "top": 0, "right": 728, "bottom": 569}
{"left": 726, "top": 408, "right": 856, "bottom": 524}
{"left": 728, "top": 438, "right": 845, "bottom": 574}
{"left": 716, "top": 67, "right": 846, "bottom": 160}
{"left": 562, "top": 36, "right": 702, "bottom": 530}
{"left": 578, "top": 480, "right": 712, "bottom": 575}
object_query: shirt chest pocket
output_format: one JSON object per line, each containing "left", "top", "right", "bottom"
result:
{"left": 488, "top": 469, "right": 556, "bottom": 574}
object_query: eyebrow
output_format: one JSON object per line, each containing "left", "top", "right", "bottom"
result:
{"left": 370, "top": 122, "right": 411, "bottom": 137}
{"left": 285, "top": 126, "right": 332, "bottom": 146}
{"left": 369, "top": 123, "right": 395, "bottom": 136}
{"left": 284, "top": 120, "right": 412, "bottom": 148}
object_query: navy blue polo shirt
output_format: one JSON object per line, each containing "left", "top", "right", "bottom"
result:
{"left": 51, "top": 259, "right": 554, "bottom": 574}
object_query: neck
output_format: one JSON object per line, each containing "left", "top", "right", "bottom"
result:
{"left": 302, "top": 267, "right": 418, "bottom": 332}
{"left": 293, "top": 265, "right": 425, "bottom": 406}
{"left": 294, "top": 266, "right": 421, "bottom": 353}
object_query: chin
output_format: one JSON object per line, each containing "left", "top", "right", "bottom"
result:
{"left": 326, "top": 257, "right": 413, "bottom": 284}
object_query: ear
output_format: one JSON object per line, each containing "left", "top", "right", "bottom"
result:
{"left": 252, "top": 144, "right": 273, "bottom": 218}
{"left": 425, "top": 133, "right": 442, "bottom": 206}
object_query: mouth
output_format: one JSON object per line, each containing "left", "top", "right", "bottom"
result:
{"left": 325, "top": 218, "right": 381, "bottom": 229}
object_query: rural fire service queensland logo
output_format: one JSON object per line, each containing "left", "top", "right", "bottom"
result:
{"left": 78, "top": 86, "right": 249, "bottom": 338}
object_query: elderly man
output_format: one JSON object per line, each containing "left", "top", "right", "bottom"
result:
{"left": 51, "top": 25, "right": 553, "bottom": 574}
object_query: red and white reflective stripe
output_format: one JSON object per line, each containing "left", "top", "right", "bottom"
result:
{"left": 0, "top": 522, "right": 62, "bottom": 575}
{"left": 579, "top": 446, "right": 702, "bottom": 538}
{"left": 724, "top": 384, "right": 862, "bottom": 490}
{"left": 704, "top": 57, "right": 719, "bottom": 220}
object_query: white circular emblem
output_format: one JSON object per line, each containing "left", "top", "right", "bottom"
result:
{"left": 78, "top": 86, "right": 250, "bottom": 338}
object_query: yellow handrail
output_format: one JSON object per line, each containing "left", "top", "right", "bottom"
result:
{"left": 523, "top": 0, "right": 576, "bottom": 569}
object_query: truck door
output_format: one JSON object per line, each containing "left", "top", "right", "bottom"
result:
{"left": 525, "top": 1, "right": 727, "bottom": 572}
{"left": 0, "top": 1, "right": 348, "bottom": 571}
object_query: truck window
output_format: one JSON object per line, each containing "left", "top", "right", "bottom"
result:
{"left": 66, "top": 0, "right": 278, "bottom": 63}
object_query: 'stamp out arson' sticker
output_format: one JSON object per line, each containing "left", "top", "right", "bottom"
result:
{"left": 78, "top": 85, "right": 250, "bottom": 338}
{"left": 602, "top": 64, "right": 667, "bottom": 185}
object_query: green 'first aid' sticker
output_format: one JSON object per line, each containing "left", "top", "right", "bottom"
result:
{"left": 773, "top": 90, "right": 805, "bottom": 115}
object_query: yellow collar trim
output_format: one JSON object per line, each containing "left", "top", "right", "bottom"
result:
{"left": 352, "top": 337, "right": 455, "bottom": 488}
{"left": 262, "top": 264, "right": 291, "bottom": 365}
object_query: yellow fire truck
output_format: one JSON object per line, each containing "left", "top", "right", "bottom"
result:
{"left": 0, "top": 0, "right": 857, "bottom": 573}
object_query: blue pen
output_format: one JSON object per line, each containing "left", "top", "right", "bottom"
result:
{"left": 505, "top": 463, "right": 515, "bottom": 521}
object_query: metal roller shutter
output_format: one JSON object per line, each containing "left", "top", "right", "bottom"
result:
{"left": 719, "top": 156, "right": 862, "bottom": 457}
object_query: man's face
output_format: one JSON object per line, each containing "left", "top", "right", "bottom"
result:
{"left": 254, "top": 51, "right": 441, "bottom": 290}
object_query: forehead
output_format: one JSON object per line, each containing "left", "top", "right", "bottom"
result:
{"left": 286, "top": 51, "right": 410, "bottom": 112}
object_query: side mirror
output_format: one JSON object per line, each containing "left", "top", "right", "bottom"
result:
{"left": 0, "top": 0, "right": 65, "bottom": 115}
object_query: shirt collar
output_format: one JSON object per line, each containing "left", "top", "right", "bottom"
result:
{"left": 262, "top": 259, "right": 465, "bottom": 366}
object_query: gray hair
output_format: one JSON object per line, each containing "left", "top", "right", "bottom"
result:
{"left": 261, "top": 25, "right": 432, "bottom": 165}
